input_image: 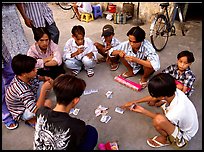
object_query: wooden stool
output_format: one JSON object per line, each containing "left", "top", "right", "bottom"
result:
{"left": 81, "top": 13, "right": 94, "bottom": 23}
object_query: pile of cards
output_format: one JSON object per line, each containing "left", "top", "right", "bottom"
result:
{"left": 83, "top": 89, "right": 98, "bottom": 95}
{"left": 95, "top": 105, "right": 111, "bottom": 123}
{"left": 69, "top": 108, "right": 80, "bottom": 116}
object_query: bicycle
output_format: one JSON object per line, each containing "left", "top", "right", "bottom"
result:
{"left": 56, "top": 2, "right": 76, "bottom": 19}
{"left": 149, "top": 3, "right": 186, "bottom": 51}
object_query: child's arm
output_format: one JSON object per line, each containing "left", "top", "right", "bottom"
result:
{"left": 120, "top": 95, "right": 158, "bottom": 109}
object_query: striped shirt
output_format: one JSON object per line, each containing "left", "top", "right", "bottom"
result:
{"left": 101, "top": 36, "right": 121, "bottom": 48}
{"left": 162, "top": 64, "right": 195, "bottom": 96}
{"left": 23, "top": 2, "right": 54, "bottom": 28}
{"left": 27, "top": 40, "right": 62, "bottom": 69}
{"left": 109, "top": 39, "right": 160, "bottom": 74}
{"left": 5, "top": 76, "right": 39, "bottom": 121}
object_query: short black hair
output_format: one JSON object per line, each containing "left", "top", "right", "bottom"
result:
{"left": 11, "top": 54, "right": 37, "bottom": 75}
{"left": 53, "top": 74, "right": 86, "bottom": 106}
{"left": 71, "top": 25, "right": 85, "bottom": 37}
{"left": 148, "top": 73, "right": 176, "bottom": 97}
{"left": 177, "top": 50, "right": 195, "bottom": 63}
{"left": 127, "top": 26, "right": 145, "bottom": 42}
{"left": 32, "top": 27, "right": 51, "bottom": 42}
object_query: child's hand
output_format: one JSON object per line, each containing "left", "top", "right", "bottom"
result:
{"left": 77, "top": 48, "right": 84, "bottom": 55}
{"left": 42, "top": 81, "right": 53, "bottom": 92}
{"left": 118, "top": 51, "right": 125, "bottom": 58}
{"left": 86, "top": 52, "right": 94, "bottom": 59}
{"left": 120, "top": 101, "right": 135, "bottom": 109}
{"left": 130, "top": 104, "right": 144, "bottom": 113}
{"left": 125, "top": 56, "right": 135, "bottom": 62}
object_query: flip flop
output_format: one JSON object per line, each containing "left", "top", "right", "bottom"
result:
{"left": 147, "top": 136, "right": 170, "bottom": 148}
{"left": 87, "top": 69, "right": 94, "bottom": 77}
{"left": 110, "top": 63, "right": 119, "bottom": 71}
{"left": 5, "top": 121, "right": 19, "bottom": 130}
{"left": 139, "top": 80, "right": 149, "bottom": 89}
{"left": 25, "top": 120, "right": 36, "bottom": 128}
{"left": 120, "top": 72, "right": 135, "bottom": 78}
{"left": 71, "top": 69, "right": 80, "bottom": 76}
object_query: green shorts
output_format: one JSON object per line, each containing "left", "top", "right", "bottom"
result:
{"left": 168, "top": 126, "right": 188, "bottom": 148}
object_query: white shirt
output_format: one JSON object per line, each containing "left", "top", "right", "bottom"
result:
{"left": 77, "top": 2, "right": 93, "bottom": 13}
{"left": 108, "top": 39, "right": 160, "bottom": 74}
{"left": 101, "top": 36, "right": 121, "bottom": 48}
{"left": 161, "top": 89, "right": 199, "bottom": 141}
{"left": 63, "top": 37, "right": 98, "bottom": 61}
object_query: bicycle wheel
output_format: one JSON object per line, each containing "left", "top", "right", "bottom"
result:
{"left": 150, "top": 14, "right": 169, "bottom": 51}
{"left": 58, "top": 2, "right": 72, "bottom": 10}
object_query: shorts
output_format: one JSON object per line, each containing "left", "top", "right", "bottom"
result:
{"left": 168, "top": 126, "right": 188, "bottom": 148}
{"left": 21, "top": 109, "right": 35, "bottom": 121}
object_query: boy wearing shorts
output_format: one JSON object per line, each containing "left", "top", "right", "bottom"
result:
{"left": 121, "top": 73, "right": 199, "bottom": 148}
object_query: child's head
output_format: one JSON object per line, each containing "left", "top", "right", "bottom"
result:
{"left": 12, "top": 54, "right": 37, "bottom": 76}
{"left": 53, "top": 74, "right": 86, "bottom": 106}
{"left": 127, "top": 26, "right": 145, "bottom": 51}
{"left": 101, "top": 24, "right": 115, "bottom": 43}
{"left": 101, "top": 24, "right": 114, "bottom": 37}
{"left": 71, "top": 25, "right": 85, "bottom": 46}
{"left": 177, "top": 50, "right": 195, "bottom": 71}
{"left": 33, "top": 27, "right": 51, "bottom": 50}
{"left": 148, "top": 73, "right": 176, "bottom": 98}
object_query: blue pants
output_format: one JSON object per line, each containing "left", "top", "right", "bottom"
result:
{"left": 2, "top": 57, "right": 15, "bottom": 126}
{"left": 79, "top": 125, "right": 98, "bottom": 150}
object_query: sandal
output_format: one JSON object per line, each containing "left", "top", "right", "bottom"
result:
{"left": 120, "top": 72, "right": 135, "bottom": 78}
{"left": 139, "top": 80, "right": 148, "bottom": 89}
{"left": 71, "top": 69, "right": 80, "bottom": 76}
{"left": 110, "top": 63, "right": 119, "bottom": 71}
{"left": 87, "top": 69, "right": 94, "bottom": 77}
{"left": 97, "top": 57, "right": 106, "bottom": 63}
{"left": 25, "top": 117, "right": 36, "bottom": 129}
{"left": 147, "top": 136, "right": 170, "bottom": 148}
{"left": 5, "top": 121, "right": 19, "bottom": 130}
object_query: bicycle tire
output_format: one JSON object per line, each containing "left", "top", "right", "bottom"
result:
{"left": 58, "top": 2, "right": 72, "bottom": 10}
{"left": 150, "top": 14, "right": 169, "bottom": 52}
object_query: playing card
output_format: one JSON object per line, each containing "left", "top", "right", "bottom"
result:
{"left": 130, "top": 104, "right": 137, "bottom": 110}
{"left": 100, "top": 115, "right": 111, "bottom": 123}
{"left": 69, "top": 108, "right": 75, "bottom": 114}
{"left": 73, "top": 108, "right": 80, "bottom": 115}
{"left": 115, "top": 107, "right": 125, "bottom": 114}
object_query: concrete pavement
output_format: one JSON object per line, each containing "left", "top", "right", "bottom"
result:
{"left": 2, "top": 3, "right": 202, "bottom": 150}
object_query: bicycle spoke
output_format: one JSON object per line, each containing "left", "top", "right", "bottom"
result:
{"left": 150, "top": 14, "right": 169, "bottom": 51}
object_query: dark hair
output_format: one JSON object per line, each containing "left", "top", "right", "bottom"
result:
{"left": 148, "top": 73, "right": 176, "bottom": 97}
{"left": 53, "top": 74, "right": 86, "bottom": 106}
{"left": 177, "top": 50, "right": 195, "bottom": 63}
{"left": 71, "top": 25, "right": 85, "bottom": 37}
{"left": 32, "top": 27, "right": 51, "bottom": 42}
{"left": 127, "top": 26, "right": 145, "bottom": 42}
{"left": 11, "top": 54, "right": 37, "bottom": 75}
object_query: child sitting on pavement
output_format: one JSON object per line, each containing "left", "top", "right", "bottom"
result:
{"left": 5, "top": 54, "right": 54, "bottom": 128}
{"left": 162, "top": 50, "right": 195, "bottom": 97}
{"left": 27, "top": 27, "right": 65, "bottom": 80}
{"left": 63, "top": 25, "right": 98, "bottom": 77}
{"left": 108, "top": 26, "right": 160, "bottom": 88}
{"left": 121, "top": 73, "right": 199, "bottom": 148}
{"left": 33, "top": 74, "right": 98, "bottom": 150}
{"left": 94, "top": 24, "right": 121, "bottom": 71}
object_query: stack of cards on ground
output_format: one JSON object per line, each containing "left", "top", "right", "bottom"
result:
{"left": 69, "top": 108, "right": 80, "bottom": 116}
{"left": 95, "top": 105, "right": 111, "bottom": 123}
